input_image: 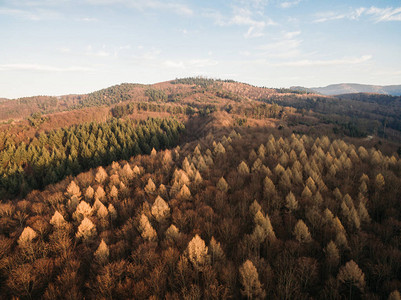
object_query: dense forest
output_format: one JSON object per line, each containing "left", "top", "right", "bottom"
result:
{"left": 0, "top": 118, "right": 184, "bottom": 198}
{"left": 0, "top": 129, "right": 400, "bottom": 299}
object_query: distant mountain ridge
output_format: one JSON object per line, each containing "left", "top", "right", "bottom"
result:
{"left": 298, "top": 83, "right": 401, "bottom": 96}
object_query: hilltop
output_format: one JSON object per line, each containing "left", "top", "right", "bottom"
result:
{"left": 306, "top": 83, "right": 401, "bottom": 96}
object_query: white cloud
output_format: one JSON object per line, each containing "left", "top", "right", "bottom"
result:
{"left": 0, "top": 64, "right": 94, "bottom": 72}
{"left": 280, "top": 0, "right": 301, "bottom": 9}
{"left": 268, "top": 54, "right": 372, "bottom": 67}
{"left": 366, "top": 6, "right": 401, "bottom": 22}
{"left": 314, "top": 6, "right": 401, "bottom": 23}
{"left": 204, "top": 6, "right": 277, "bottom": 38}
{"left": 313, "top": 12, "right": 347, "bottom": 23}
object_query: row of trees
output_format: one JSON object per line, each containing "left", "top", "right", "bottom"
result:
{"left": 0, "top": 118, "right": 185, "bottom": 198}
{"left": 0, "top": 128, "right": 400, "bottom": 298}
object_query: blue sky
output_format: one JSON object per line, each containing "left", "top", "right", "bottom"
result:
{"left": 0, "top": 0, "right": 400, "bottom": 98}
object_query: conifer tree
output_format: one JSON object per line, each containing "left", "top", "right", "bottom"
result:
{"left": 50, "top": 211, "right": 66, "bottom": 228}
{"left": 65, "top": 180, "right": 81, "bottom": 199}
{"left": 375, "top": 173, "right": 385, "bottom": 190}
{"left": 337, "top": 260, "right": 365, "bottom": 294}
{"left": 165, "top": 224, "right": 180, "bottom": 242}
{"left": 95, "top": 167, "right": 108, "bottom": 184}
{"left": 138, "top": 214, "right": 157, "bottom": 242}
{"left": 94, "top": 239, "right": 109, "bottom": 264}
{"left": 249, "top": 200, "right": 262, "bottom": 216}
{"left": 209, "top": 237, "right": 225, "bottom": 263}
{"left": 285, "top": 192, "right": 298, "bottom": 212}
{"left": 121, "top": 163, "right": 134, "bottom": 180}
{"left": 133, "top": 165, "right": 141, "bottom": 175}
{"left": 73, "top": 201, "right": 93, "bottom": 222}
{"left": 263, "top": 176, "right": 276, "bottom": 199}
{"left": 94, "top": 186, "right": 106, "bottom": 201}
{"left": 238, "top": 161, "right": 250, "bottom": 175}
{"left": 239, "top": 260, "right": 266, "bottom": 300}
{"left": 145, "top": 178, "right": 156, "bottom": 195}
{"left": 217, "top": 177, "right": 229, "bottom": 193}
{"left": 109, "top": 185, "right": 118, "bottom": 199}
{"left": 85, "top": 186, "right": 94, "bottom": 200}
{"left": 18, "top": 226, "right": 37, "bottom": 247}
{"left": 325, "top": 240, "right": 340, "bottom": 268}
{"left": 177, "top": 184, "right": 191, "bottom": 200}
{"left": 107, "top": 203, "right": 117, "bottom": 221}
{"left": 76, "top": 217, "right": 97, "bottom": 242}
{"left": 294, "top": 219, "right": 312, "bottom": 243}
{"left": 186, "top": 234, "right": 210, "bottom": 270}
{"left": 151, "top": 196, "right": 170, "bottom": 222}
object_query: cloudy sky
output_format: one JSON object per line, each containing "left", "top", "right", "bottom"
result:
{"left": 0, "top": 0, "right": 400, "bottom": 98}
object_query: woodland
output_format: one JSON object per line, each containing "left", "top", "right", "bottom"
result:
{"left": 0, "top": 77, "right": 400, "bottom": 299}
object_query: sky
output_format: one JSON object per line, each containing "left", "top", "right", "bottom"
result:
{"left": 0, "top": 0, "right": 401, "bottom": 98}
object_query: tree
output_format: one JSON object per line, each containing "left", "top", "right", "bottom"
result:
{"left": 138, "top": 214, "right": 157, "bottom": 242}
{"left": 254, "top": 210, "right": 276, "bottom": 243}
{"left": 325, "top": 240, "right": 340, "bottom": 269}
{"left": 108, "top": 203, "right": 117, "bottom": 221}
{"left": 94, "top": 186, "right": 106, "bottom": 201}
{"left": 186, "top": 234, "right": 210, "bottom": 270}
{"left": 50, "top": 211, "right": 66, "bottom": 228}
{"left": 177, "top": 184, "right": 191, "bottom": 199}
{"left": 18, "top": 226, "right": 37, "bottom": 248}
{"left": 375, "top": 173, "right": 385, "bottom": 190}
{"left": 337, "top": 260, "right": 365, "bottom": 298}
{"left": 120, "top": 163, "right": 134, "bottom": 180}
{"left": 165, "top": 224, "right": 180, "bottom": 242}
{"left": 151, "top": 196, "right": 170, "bottom": 222}
{"left": 85, "top": 186, "right": 94, "bottom": 200}
{"left": 194, "top": 171, "right": 202, "bottom": 184}
{"left": 95, "top": 167, "right": 108, "bottom": 184}
{"left": 239, "top": 260, "right": 266, "bottom": 300}
{"left": 145, "top": 178, "right": 156, "bottom": 195}
{"left": 73, "top": 201, "right": 93, "bottom": 222}
{"left": 263, "top": 176, "right": 276, "bottom": 199}
{"left": 238, "top": 161, "right": 250, "bottom": 175}
{"left": 65, "top": 180, "right": 81, "bottom": 199}
{"left": 94, "top": 239, "right": 109, "bottom": 264}
{"left": 249, "top": 200, "right": 262, "bottom": 216}
{"left": 76, "top": 217, "right": 97, "bottom": 242}
{"left": 209, "top": 237, "right": 225, "bottom": 263}
{"left": 285, "top": 192, "right": 298, "bottom": 212}
{"left": 217, "top": 177, "right": 229, "bottom": 193}
{"left": 214, "top": 143, "right": 225, "bottom": 155}
{"left": 133, "top": 165, "right": 141, "bottom": 175}
{"left": 97, "top": 203, "right": 109, "bottom": 224}
{"left": 293, "top": 219, "right": 312, "bottom": 243}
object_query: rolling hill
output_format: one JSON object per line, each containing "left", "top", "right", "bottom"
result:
{"left": 308, "top": 83, "right": 401, "bottom": 96}
{"left": 0, "top": 77, "right": 400, "bottom": 299}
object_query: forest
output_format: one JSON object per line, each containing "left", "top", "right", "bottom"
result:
{"left": 0, "top": 78, "right": 400, "bottom": 299}
{"left": 0, "top": 129, "right": 400, "bottom": 299}
{"left": 0, "top": 118, "right": 184, "bottom": 198}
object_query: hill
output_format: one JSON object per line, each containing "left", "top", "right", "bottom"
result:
{"left": 0, "top": 77, "right": 400, "bottom": 299}
{"left": 308, "top": 83, "right": 401, "bottom": 96}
